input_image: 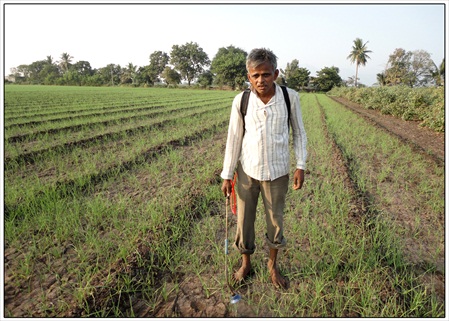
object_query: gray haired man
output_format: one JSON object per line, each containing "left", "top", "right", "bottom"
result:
{"left": 221, "top": 48, "right": 307, "bottom": 288}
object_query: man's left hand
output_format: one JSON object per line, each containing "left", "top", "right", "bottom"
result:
{"left": 293, "top": 169, "right": 304, "bottom": 190}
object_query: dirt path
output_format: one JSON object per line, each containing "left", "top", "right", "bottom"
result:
{"left": 329, "top": 97, "right": 445, "bottom": 164}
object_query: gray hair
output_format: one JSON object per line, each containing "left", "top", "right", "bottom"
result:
{"left": 246, "top": 48, "right": 278, "bottom": 71}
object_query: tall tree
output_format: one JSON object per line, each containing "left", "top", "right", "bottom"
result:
{"left": 347, "top": 38, "right": 372, "bottom": 87}
{"left": 197, "top": 70, "right": 214, "bottom": 88}
{"left": 284, "top": 59, "right": 310, "bottom": 91}
{"left": 314, "top": 66, "right": 342, "bottom": 92}
{"left": 148, "top": 51, "right": 170, "bottom": 83}
{"left": 170, "top": 42, "right": 210, "bottom": 86}
{"left": 432, "top": 58, "right": 445, "bottom": 87}
{"left": 376, "top": 72, "right": 387, "bottom": 86}
{"left": 384, "top": 48, "right": 436, "bottom": 87}
{"left": 46, "top": 55, "right": 55, "bottom": 65}
{"left": 59, "top": 52, "right": 74, "bottom": 74}
{"left": 161, "top": 66, "right": 181, "bottom": 86}
{"left": 28, "top": 60, "right": 48, "bottom": 84}
{"left": 210, "top": 45, "right": 247, "bottom": 90}
{"left": 98, "top": 64, "right": 121, "bottom": 86}
{"left": 409, "top": 50, "right": 436, "bottom": 87}
{"left": 121, "top": 63, "right": 138, "bottom": 85}
{"left": 384, "top": 48, "right": 412, "bottom": 86}
{"left": 284, "top": 59, "right": 301, "bottom": 90}
{"left": 72, "top": 61, "right": 94, "bottom": 77}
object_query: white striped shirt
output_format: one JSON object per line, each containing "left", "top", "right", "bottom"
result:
{"left": 221, "top": 84, "right": 307, "bottom": 181}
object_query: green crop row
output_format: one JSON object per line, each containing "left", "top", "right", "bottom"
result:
{"left": 4, "top": 85, "right": 235, "bottom": 116}
{"left": 5, "top": 103, "right": 229, "bottom": 161}
{"left": 5, "top": 107, "right": 230, "bottom": 210}
{"left": 5, "top": 95, "right": 229, "bottom": 126}
{"left": 5, "top": 99, "right": 229, "bottom": 141}
{"left": 327, "top": 86, "right": 444, "bottom": 132}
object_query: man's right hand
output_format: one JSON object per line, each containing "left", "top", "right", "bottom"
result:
{"left": 221, "top": 179, "right": 232, "bottom": 198}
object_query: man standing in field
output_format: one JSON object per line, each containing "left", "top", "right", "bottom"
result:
{"left": 221, "top": 48, "right": 307, "bottom": 288}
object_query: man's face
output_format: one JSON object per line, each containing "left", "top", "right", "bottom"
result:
{"left": 247, "top": 61, "right": 279, "bottom": 97}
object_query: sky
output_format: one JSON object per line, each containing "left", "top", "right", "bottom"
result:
{"left": 1, "top": 1, "right": 447, "bottom": 86}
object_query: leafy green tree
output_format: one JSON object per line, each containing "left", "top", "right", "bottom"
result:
{"left": 314, "top": 66, "right": 342, "bottom": 92}
{"left": 60, "top": 70, "right": 82, "bottom": 86}
{"left": 170, "top": 42, "right": 210, "bottom": 86}
{"left": 15, "top": 64, "right": 31, "bottom": 79}
{"left": 297, "top": 68, "right": 311, "bottom": 91}
{"left": 197, "top": 70, "right": 214, "bottom": 88}
{"left": 135, "top": 65, "right": 153, "bottom": 86}
{"left": 161, "top": 66, "right": 181, "bottom": 86}
{"left": 384, "top": 48, "right": 436, "bottom": 87}
{"left": 71, "top": 61, "right": 94, "bottom": 77}
{"left": 27, "top": 60, "right": 48, "bottom": 84}
{"left": 210, "top": 45, "right": 247, "bottom": 90}
{"left": 284, "top": 59, "right": 310, "bottom": 91}
{"left": 384, "top": 48, "right": 412, "bottom": 86}
{"left": 148, "top": 51, "right": 170, "bottom": 83}
{"left": 410, "top": 50, "right": 438, "bottom": 87}
{"left": 98, "top": 64, "right": 121, "bottom": 86}
{"left": 284, "top": 59, "right": 301, "bottom": 90}
{"left": 347, "top": 38, "right": 372, "bottom": 88}
{"left": 41, "top": 56, "right": 60, "bottom": 84}
{"left": 84, "top": 72, "right": 104, "bottom": 86}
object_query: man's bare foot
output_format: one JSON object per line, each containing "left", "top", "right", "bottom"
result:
{"left": 233, "top": 264, "right": 251, "bottom": 282}
{"left": 233, "top": 254, "right": 251, "bottom": 282}
{"left": 268, "top": 248, "right": 287, "bottom": 289}
{"left": 268, "top": 260, "right": 287, "bottom": 289}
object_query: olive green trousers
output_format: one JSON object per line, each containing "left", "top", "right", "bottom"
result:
{"left": 233, "top": 162, "right": 289, "bottom": 254}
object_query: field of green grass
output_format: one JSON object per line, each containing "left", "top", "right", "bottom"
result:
{"left": 4, "top": 85, "right": 444, "bottom": 317}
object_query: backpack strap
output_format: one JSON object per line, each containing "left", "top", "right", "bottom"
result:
{"left": 280, "top": 85, "right": 291, "bottom": 129}
{"left": 240, "top": 89, "right": 251, "bottom": 135}
{"left": 240, "top": 85, "right": 291, "bottom": 135}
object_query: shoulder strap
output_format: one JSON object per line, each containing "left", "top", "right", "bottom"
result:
{"left": 280, "top": 85, "right": 291, "bottom": 129}
{"left": 240, "top": 86, "right": 291, "bottom": 134}
{"left": 240, "top": 89, "right": 251, "bottom": 134}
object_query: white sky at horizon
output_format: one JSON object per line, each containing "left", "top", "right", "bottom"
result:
{"left": 2, "top": 1, "right": 446, "bottom": 86}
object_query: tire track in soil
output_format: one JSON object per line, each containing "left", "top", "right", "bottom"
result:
{"left": 317, "top": 95, "right": 445, "bottom": 308}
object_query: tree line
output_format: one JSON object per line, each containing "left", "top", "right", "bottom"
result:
{"left": 6, "top": 39, "right": 445, "bottom": 91}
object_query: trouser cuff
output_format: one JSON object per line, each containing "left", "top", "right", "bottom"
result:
{"left": 265, "top": 233, "right": 287, "bottom": 249}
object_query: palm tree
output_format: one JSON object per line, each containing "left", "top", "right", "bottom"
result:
{"left": 127, "top": 62, "right": 137, "bottom": 85}
{"left": 432, "top": 58, "right": 445, "bottom": 87}
{"left": 347, "top": 38, "right": 372, "bottom": 87}
{"left": 46, "top": 55, "right": 55, "bottom": 65}
{"left": 59, "top": 52, "right": 73, "bottom": 74}
{"left": 376, "top": 72, "right": 387, "bottom": 86}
